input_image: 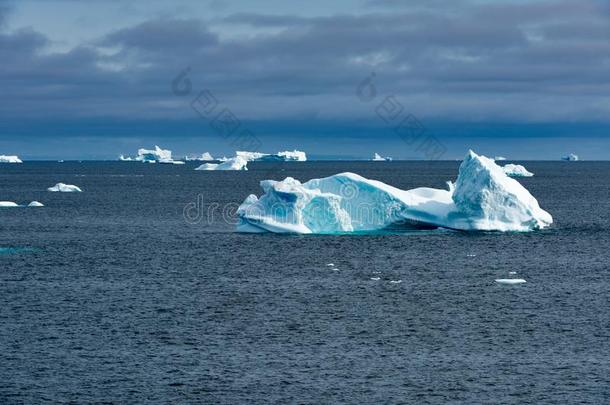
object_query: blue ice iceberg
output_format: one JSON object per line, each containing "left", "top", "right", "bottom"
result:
{"left": 236, "top": 151, "right": 553, "bottom": 234}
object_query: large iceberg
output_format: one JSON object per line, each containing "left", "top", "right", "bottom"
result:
{"left": 48, "top": 183, "right": 82, "bottom": 192}
{"left": 195, "top": 156, "right": 248, "bottom": 171}
{"left": 0, "top": 155, "right": 22, "bottom": 163}
{"left": 236, "top": 150, "right": 552, "bottom": 234}
{"left": 236, "top": 150, "right": 307, "bottom": 162}
{"left": 502, "top": 164, "right": 534, "bottom": 177}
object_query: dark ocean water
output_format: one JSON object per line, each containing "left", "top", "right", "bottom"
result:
{"left": 1, "top": 161, "right": 609, "bottom": 404}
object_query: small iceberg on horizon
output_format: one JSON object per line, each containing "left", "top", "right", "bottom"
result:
{"left": 372, "top": 153, "right": 392, "bottom": 161}
{"left": 48, "top": 183, "right": 82, "bottom": 192}
{"left": 502, "top": 164, "right": 534, "bottom": 177}
{"left": 236, "top": 150, "right": 552, "bottom": 234}
{"left": 195, "top": 156, "right": 248, "bottom": 171}
{"left": 0, "top": 155, "right": 23, "bottom": 163}
{"left": 28, "top": 201, "right": 44, "bottom": 207}
{"left": 494, "top": 156, "right": 507, "bottom": 161}
{"left": 236, "top": 150, "right": 307, "bottom": 162}
{"left": 120, "top": 146, "right": 185, "bottom": 164}
{"left": 562, "top": 153, "right": 579, "bottom": 161}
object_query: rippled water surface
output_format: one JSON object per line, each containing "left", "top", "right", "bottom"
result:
{"left": 1, "top": 161, "right": 609, "bottom": 403}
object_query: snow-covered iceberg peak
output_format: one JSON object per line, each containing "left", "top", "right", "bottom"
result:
{"left": 502, "top": 163, "right": 534, "bottom": 177}
{"left": 452, "top": 151, "right": 551, "bottom": 231}
{"left": 0, "top": 155, "right": 23, "bottom": 163}
{"left": 48, "top": 183, "right": 82, "bottom": 192}
{"left": 195, "top": 156, "right": 248, "bottom": 171}
{"left": 236, "top": 150, "right": 552, "bottom": 234}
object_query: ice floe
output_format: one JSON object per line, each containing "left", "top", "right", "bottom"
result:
{"left": 502, "top": 164, "right": 534, "bottom": 177}
{"left": 0, "top": 201, "right": 43, "bottom": 207}
{"left": 495, "top": 279, "right": 526, "bottom": 284}
{"left": 0, "top": 155, "right": 22, "bottom": 163}
{"left": 195, "top": 156, "right": 248, "bottom": 171}
{"left": 48, "top": 183, "right": 82, "bottom": 192}
{"left": 236, "top": 150, "right": 553, "bottom": 234}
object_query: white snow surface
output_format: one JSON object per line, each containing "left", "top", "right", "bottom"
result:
{"left": 236, "top": 150, "right": 553, "bottom": 234}
{"left": 195, "top": 156, "right": 248, "bottom": 171}
{"left": 48, "top": 183, "right": 82, "bottom": 192}
{"left": 502, "top": 164, "right": 534, "bottom": 177}
{"left": 0, "top": 155, "right": 22, "bottom": 163}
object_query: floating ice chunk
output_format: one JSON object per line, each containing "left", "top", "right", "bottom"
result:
{"left": 326, "top": 263, "right": 335, "bottom": 267}
{"left": 370, "top": 277, "right": 380, "bottom": 281}
{"left": 48, "top": 183, "right": 82, "bottom": 192}
{"left": 466, "top": 254, "right": 477, "bottom": 257}
{"left": 118, "top": 155, "right": 133, "bottom": 161}
{"left": 562, "top": 153, "right": 579, "bottom": 161}
{"left": 389, "top": 280, "right": 402, "bottom": 284}
{"left": 195, "top": 156, "right": 248, "bottom": 171}
{"left": 502, "top": 164, "right": 534, "bottom": 177}
{"left": 495, "top": 278, "right": 526, "bottom": 284}
{"left": 237, "top": 150, "right": 553, "bottom": 234}
{"left": 494, "top": 156, "right": 507, "bottom": 161}
{"left": 372, "top": 153, "right": 392, "bottom": 161}
{"left": 0, "top": 201, "right": 20, "bottom": 207}
{"left": 508, "top": 271, "right": 517, "bottom": 275}
{"left": 28, "top": 201, "right": 44, "bottom": 207}
{"left": 0, "top": 155, "right": 22, "bottom": 163}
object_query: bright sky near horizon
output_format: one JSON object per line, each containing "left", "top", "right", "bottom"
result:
{"left": 1, "top": 0, "right": 610, "bottom": 159}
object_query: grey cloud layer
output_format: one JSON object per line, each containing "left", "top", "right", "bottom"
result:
{"left": 1, "top": 0, "right": 609, "bottom": 121}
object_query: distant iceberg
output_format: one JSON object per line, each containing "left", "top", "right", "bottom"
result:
{"left": 120, "top": 145, "right": 185, "bottom": 164}
{"left": 195, "top": 156, "right": 248, "bottom": 171}
{"left": 184, "top": 152, "right": 215, "bottom": 161}
{"left": 562, "top": 153, "right": 579, "bottom": 161}
{"left": 502, "top": 164, "right": 534, "bottom": 177}
{"left": 237, "top": 150, "right": 552, "bottom": 234}
{"left": 28, "top": 201, "right": 44, "bottom": 207}
{"left": 48, "top": 183, "right": 82, "bottom": 192}
{"left": 494, "top": 156, "right": 507, "bottom": 161}
{"left": 0, "top": 155, "right": 22, "bottom": 163}
{"left": 372, "top": 153, "right": 392, "bottom": 161}
{"left": 236, "top": 150, "right": 307, "bottom": 162}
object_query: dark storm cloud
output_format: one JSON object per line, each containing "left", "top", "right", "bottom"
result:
{"left": 1, "top": 0, "right": 610, "bottom": 122}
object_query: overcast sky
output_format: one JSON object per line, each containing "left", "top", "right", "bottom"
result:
{"left": 1, "top": 0, "right": 609, "bottom": 159}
